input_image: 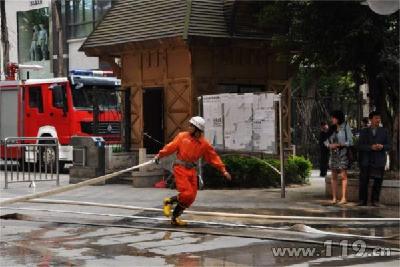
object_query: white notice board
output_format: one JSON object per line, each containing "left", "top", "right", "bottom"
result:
{"left": 202, "top": 93, "right": 277, "bottom": 154}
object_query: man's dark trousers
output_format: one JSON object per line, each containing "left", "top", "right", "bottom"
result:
{"left": 359, "top": 167, "right": 384, "bottom": 204}
{"left": 320, "top": 149, "right": 329, "bottom": 177}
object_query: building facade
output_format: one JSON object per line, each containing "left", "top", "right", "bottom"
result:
{"left": 81, "top": 0, "right": 292, "bottom": 153}
{"left": 0, "top": 0, "right": 112, "bottom": 79}
{"left": 62, "top": 0, "right": 112, "bottom": 71}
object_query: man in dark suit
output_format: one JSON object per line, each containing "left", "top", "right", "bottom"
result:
{"left": 358, "top": 111, "right": 392, "bottom": 206}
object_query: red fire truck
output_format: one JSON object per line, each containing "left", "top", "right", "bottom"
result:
{"left": 0, "top": 65, "right": 122, "bottom": 170}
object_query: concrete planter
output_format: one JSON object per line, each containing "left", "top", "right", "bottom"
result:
{"left": 132, "top": 170, "right": 164, "bottom": 188}
{"left": 131, "top": 148, "right": 165, "bottom": 188}
{"left": 105, "top": 150, "right": 138, "bottom": 171}
{"left": 325, "top": 174, "right": 400, "bottom": 205}
{"left": 104, "top": 150, "right": 138, "bottom": 183}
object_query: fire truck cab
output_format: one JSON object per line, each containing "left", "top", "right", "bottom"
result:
{"left": 0, "top": 70, "right": 122, "bottom": 170}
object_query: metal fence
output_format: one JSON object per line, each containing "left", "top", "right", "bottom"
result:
{"left": 2, "top": 137, "right": 60, "bottom": 189}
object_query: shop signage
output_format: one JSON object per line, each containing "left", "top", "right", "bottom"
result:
{"left": 30, "top": 0, "right": 43, "bottom": 6}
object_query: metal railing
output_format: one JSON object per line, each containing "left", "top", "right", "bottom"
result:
{"left": 2, "top": 137, "right": 60, "bottom": 189}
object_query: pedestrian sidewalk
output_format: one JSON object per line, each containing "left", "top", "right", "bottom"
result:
{"left": 0, "top": 169, "right": 398, "bottom": 220}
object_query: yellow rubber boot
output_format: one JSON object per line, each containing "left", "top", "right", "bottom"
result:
{"left": 163, "top": 197, "right": 172, "bottom": 217}
{"left": 171, "top": 217, "right": 188, "bottom": 226}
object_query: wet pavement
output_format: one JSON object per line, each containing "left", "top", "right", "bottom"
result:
{"left": 0, "top": 170, "right": 399, "bottom": 266}
{"left": 1, "top": 216, "right": 399, "bottom": 267}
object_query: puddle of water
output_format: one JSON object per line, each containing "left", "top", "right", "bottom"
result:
{"left": 1, "top": 212, "right": 400, "bottom": 267}
{"left": 1, "top": 219, "right": 399, "bottom": 267}
{"left": 84, "top": 255, "right": 171, "bottom": 267}
{"left": 185, "top": 240, "right": 400, "bottom": 267}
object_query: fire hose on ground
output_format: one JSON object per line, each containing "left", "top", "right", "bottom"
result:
{"left": 1, "top": 159, "right": 399, "bottom": 223}
{"left": 0, "top": 160, "right": 155, "bottom": 206}
{"left": 1, "top": 159, "right": 399, "bottom": 251}
{"left": 0, "top": 160, "right": 400, "bottom": 251}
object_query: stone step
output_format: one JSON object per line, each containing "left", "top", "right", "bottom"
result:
{"left": 131, "top": 170, "right": 164, "bottom": 188}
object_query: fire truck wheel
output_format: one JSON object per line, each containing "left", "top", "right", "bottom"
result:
{"left": 38, "top": 140, "right": 64, "bottom": 173}
{"left": 39, "top": 147, "right": 66, "bottom": 173}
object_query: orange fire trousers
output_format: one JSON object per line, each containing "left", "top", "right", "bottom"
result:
{"left": 174, "top": 165, "right": 198, "bottom": 208}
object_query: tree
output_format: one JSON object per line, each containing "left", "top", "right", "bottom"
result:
{"left": 260, "top": 1, "right": 399, "bottom": 170}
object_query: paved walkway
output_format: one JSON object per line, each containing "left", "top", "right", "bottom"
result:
{"left": 1, "top": 169, "right": 399, "bottom": 266}
{"left": 1, "top": 169, "right": 398, "bottom": 221}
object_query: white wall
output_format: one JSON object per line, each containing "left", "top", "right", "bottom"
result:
{"left": 68, "top": 38, "right": 99, "bottom": 70}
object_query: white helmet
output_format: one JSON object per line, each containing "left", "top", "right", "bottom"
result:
{"left": 189, "top": 116, "right": 205, "bottom": 132}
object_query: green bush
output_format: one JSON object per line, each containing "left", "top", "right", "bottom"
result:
{"left": 284, "top": 159, "right": 300, "bottom": 184}
{"left": 203, "top": 155, "right": 280, "bottom": 188}
{"left": 285, "top": 155, "right": 312, "bottom": 184}
{"left": 112, "top": 145, "right": 124, "bottom": 153}
{"left": 203, "top": 154, "right": 312, "bottom": 188}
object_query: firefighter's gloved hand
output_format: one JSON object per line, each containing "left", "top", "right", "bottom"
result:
{"left": 154, "top": 156, "right": 160, "bottom": 165}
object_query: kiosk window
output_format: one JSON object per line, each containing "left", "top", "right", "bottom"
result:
{"left": 29, "top": 87, "right": 44, "bottom": 113}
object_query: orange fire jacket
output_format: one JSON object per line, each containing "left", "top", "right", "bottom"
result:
{"left": 157, "top": 132, "right": 226, "bottom": 174}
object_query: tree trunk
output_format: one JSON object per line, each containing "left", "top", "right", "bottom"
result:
{"left": 0, "top": 0, "right": 10, "bottom": 74}
{"left": 52, "top": 0, "right": 64, "bottom": 76}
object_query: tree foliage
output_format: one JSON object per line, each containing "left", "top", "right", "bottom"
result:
{"left": 260, "top": 1, "right": 399, "bottom": 169}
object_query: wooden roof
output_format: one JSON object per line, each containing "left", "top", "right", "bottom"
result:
{"left": 81, "top": 0, "right": 271, "bottom": 55}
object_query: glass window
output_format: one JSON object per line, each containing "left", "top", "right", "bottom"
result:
{"left": 94, "top": 0, "right": 111, "bottom": 23}
{"left": 68, "top": 1, "right": 74, "bottom": 18}
{"left": 84, "top": 0, "right": 94, "bottom": 21}
{"left": 74, "top": 0, "right": 84, "bottom": 23}
{"left": 67, "top": 0, "right": 112, "bottom": 39}
{"left": 52, "top": 84, "right": 67, "bottom": 109}
{"left": 29, "top": 87, "right": 44, "bottom": 113}
{"left": 72, "top": 86, "right": 119, "bottom": 110}
{"left": 71, "top": 23, "right": 93, "bottom": 39}
{"left": 72, "top": 87, "right": 92, "bottom": 109}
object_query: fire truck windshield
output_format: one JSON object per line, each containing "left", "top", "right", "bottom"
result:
{"left": 72, "top": 86, "right": 119, "bottom": 110}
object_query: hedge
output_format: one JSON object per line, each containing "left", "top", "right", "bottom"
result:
{"left": 285, "top": 155, "right": 312, "bottom": 184}
{"left": 202, "top": 155, "right": 312, "bottom": 189}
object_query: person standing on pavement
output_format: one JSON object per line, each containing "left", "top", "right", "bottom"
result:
{"left": 361, "top": 117, "right": 370, "bottom": 129}
{"left": 154, "top": 116, "right": 231, "bottom": 226}
{"left": 319, "top": 122, "right": 330, "bottom": 177}
{"left": 324, "top": 110, "right": 353, "bottom": 205}
{"left": 358, "top": 116, "right": 370, "bottom": 205}
{"left": 357, "top": 111, "right": 391, "bottom": 206}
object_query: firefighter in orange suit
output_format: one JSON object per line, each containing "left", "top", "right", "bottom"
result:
{"left": 154, "top": 116, "right": 231, "bottom": 226}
